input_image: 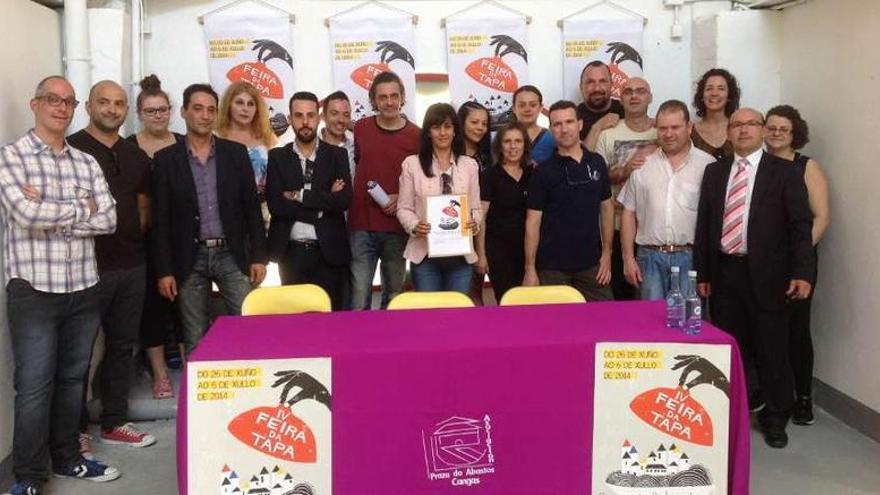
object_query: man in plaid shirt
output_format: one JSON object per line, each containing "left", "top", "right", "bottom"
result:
{"left": 0, "top": 76, "right": 119, "bottom": 495}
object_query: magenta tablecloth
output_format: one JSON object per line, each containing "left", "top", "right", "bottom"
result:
{"left": 177, "top": 300, "right": 749, "bottom": 494}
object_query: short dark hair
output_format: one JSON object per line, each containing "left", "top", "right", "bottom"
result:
{"left": 693, "top": 68, "right": 741, "bottom": 119}
{"left": 579, "top": 60, "right": 611, "bottom": 83}
{"left": 418, "top": 103, "right": 464, "bottom": 178}
{"left": 183, "top": 83, "right": 218, "bottom": 109}
{"left": 368, "top": 71, "right": 405, "bottom": 111}
{"left": 322, "top": 90, "right": 349, "bottom": 114}
{"left": 656, "top": 99, "right": 691, "bottom": 123}
{"left": 513, "top": 85, "right": 543, "bottom": 106}
{"left": 491, "top": 122, "right": 533, "bottom": 170}
{"left": 767, "top": 104, "right": 810, "bottom": 150}
{"left": 289, "top": 91, "right": 319, "bottom": 111}
{"left": 548, "top": 100, "right": 579, "bottom": 123}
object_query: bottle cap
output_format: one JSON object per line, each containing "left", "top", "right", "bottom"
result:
{"left": 671, "top": 266, "right": 680, "bottom": 273}
{"left": 688, "top": 270, "right": 697, "bottom": 277}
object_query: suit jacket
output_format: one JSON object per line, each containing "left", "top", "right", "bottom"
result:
{"left": 151, "top": 136, "right": 267, "bottom": 281}
{"left": 694, "top": 152, "right": 814, "bottom": 310}
{"left": 265, "top": 142, "right": 352, "bottom": 265}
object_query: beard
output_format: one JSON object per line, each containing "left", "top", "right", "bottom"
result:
{"left": 93, "top": 115, "right": 124, "bottom": 134}
{"left": 295, "top": 126, "right": 316, "bottom": 143}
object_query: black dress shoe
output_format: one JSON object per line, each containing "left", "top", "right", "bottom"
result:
{"left": 762, "top": 425, "right": 788, "bottom": 448}
{"left": 748, "top": 390, "right": 766, "bottom": 413}
{"left": 792, "top": 396, "right": 815, "bottom": 425}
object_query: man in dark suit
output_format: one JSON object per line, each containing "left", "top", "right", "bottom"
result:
{"left": 266, "top": 92, "right": 352, "bottom": 310}
{"left": 151, "top": 83, "right": 267, "bottom": 355}
{"left": 694, "top": 107, "right": 814, "bottom": 448}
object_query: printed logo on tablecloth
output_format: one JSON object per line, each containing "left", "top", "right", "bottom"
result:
{"left": 592, "top": 343, "right": 731, "bottom": 495}
{"left": 421, "top": 415, "right": 495, "bottom": 487}
{"left": 219, "top": 464, "right": 315, "bottom": 495}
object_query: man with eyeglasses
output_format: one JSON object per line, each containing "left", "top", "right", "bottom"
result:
{"left": 694, "top": 107, "right": 814, "bottom": 449}
{"left": 594, "top": 77, "right": 658, "bottom": 302}
{"left": 151, "top": 83, "right": 267, "bottom": 355}
{"left": 0, "top": 76, "right": 119, "bottom": 495}
{"left": 266, "top": 91, "right": 352, "bottom": 310}
{"left": 67, "top": 81, "right": 155, "bottom": 456}
{"left": 523, "top": 100, "right": 614, "bottom": 301}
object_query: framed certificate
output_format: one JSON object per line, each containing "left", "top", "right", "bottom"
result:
{"left": 425, "top": 194, "right": 473, "bottom": 258}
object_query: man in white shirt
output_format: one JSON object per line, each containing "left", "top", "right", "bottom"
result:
{"left": 618, "top": 100, "right": 714, "bottom": 299}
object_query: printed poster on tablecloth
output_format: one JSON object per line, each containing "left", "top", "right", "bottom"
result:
{"left": 329, "top": 4, "right": 417, "bottom": 122}
{"left": 187, "top": 358, "right": 331, "bottom": 495}
{"left": 446, "top": 14, "right": 528, "bottom": 130}
{"left": 593, "top": 342, "right": 731, "bottom": 495}
{"left": 562, "top": 17, "right": 644, "bottom": 102}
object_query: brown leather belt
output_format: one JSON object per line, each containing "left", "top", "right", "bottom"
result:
{"left": 642, "top": 244, "right": 692, "bottom": 253}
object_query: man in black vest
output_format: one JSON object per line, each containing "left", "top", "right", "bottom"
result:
{"left": 694, "top": 107, "right": 814, "bottom": 448}
{"left": 151, "top": 83, "right": 266, "bottom": 354}
{"left": 266, "top": 91, "right": 352, "bottom": 310}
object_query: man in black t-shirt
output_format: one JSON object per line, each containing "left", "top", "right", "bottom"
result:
{"left": 68, "top": 81, "right": 155, "bottom": 454}
{"left": 577, "top": 61, "right": 625, "bottom": 149}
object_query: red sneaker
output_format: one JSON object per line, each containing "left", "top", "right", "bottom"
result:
{"left": 100, "top": 423, "right": 156, "bottom": 447}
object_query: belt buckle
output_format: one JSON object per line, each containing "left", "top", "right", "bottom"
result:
{"left": 659, "top": 244, "right": 674, "bottom": 253}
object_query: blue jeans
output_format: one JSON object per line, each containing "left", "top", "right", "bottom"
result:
{"left": 178, "top": 246, "right": 253, "bottom": 355}
{"left": 349, "top": 230, "right": 407, "bottom": 310}
{"left": 636, "top": 246, "right": 693, "bottom": 300}
{"left": 410, "top": 256, "right": 473, "bottom": 293}
{"left": 7, "top": 278, "right": 100, "bottom": 482}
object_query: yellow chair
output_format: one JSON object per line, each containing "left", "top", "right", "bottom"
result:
{"left": 241, "top": 284, "right": 332, "bottom": 316}
{"left": 499, "top": 285, "right": 586, "bottom": 306}
{"left": 387, "top": 291, "right": 475, "bottom": 310}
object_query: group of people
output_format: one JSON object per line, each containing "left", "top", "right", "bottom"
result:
{"left": 1, "top": 59, "right": 828, "bottom": 494}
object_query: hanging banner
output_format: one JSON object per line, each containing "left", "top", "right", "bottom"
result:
{"left": 188, "top": 358, "right": 332, "bottom": 495}
{"left": 593, "top": 342, "right": 731, "bottom": 495}
{"left": 329, "top": 4, "right": 417, "bottom": 122}
{"left": 562, "top": 17, "right": 644, "bottom": 102}
{"left": 203, "top": 8, "right": 295, "bottom": 136}
{"left": 446, "top": 14, "right": 528, "bottom": 130}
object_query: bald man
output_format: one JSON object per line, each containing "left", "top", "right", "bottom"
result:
{"left": 68, "top": 80, "right": 155, "bottom": 454}
{"left": 594, "top": 77, "right": 658, "bottom": 301}
{"left": 1, "top": 76, "right": 119, "bottom": 493}
{"left": 694, "top": 107, "right": 814, "bottom": 449}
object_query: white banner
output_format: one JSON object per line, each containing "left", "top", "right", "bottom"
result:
{"left": 562, "top": 18, "right": 644, "bottom": 102}
{"left": 329, "top": 5, "right": 417, "bottom": 122}
{"left": 203, "top": 8, "right": 295, "bottom": 127}
{"left": 593, "top": 342, "right": 731, "bottom": 495}
{"left": 188, "top": 358, "right": 332, "bottom": 495}
{"left": 446, "top": 15, "right": 528, "bottom": 130}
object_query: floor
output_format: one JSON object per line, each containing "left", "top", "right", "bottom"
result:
{"left": 34, "top": 405, "right": 880, "bottom": 494}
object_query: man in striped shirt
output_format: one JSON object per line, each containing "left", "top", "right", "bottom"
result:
{"left": 0, "top": 76, "right": 119, "bottom": 495}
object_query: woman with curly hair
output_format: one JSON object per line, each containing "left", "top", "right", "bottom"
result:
{"left": 691, "top": 68, "right": 740, "bottom": 160}
{"left": 764, "top": 104, "right": 830, "bottom": 426}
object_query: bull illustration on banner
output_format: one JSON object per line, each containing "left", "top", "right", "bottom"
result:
{"left": 605, "top": 41, "right": 643, "bottom": 99}
{"left": 464, "top": 34, "right": 527, "bottom": 93}
{"left": 350, "top": 40, "right": 415, "bottom": 91}
{"left": 225, "top": 39, "right": 294, "bottom": 100}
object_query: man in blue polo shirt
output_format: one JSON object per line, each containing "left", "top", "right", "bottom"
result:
{"left": 522, "top": 100, "right": 614, "bottom": 301}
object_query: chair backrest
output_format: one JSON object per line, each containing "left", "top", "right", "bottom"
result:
{"left": 241, "top": 284, "right": 332, "bottom": 316}
{"left": 387, "top": 291, "right": 475, "bottom": 310}
{"left": 499, "top": 285, "right": 586, "bottom": 306}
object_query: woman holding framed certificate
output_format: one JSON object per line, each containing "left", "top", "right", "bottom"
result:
{"left": 397, "top": 103, "right": 482, "bottom": 293}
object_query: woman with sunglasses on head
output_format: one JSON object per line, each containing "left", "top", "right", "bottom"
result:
{"left": 764, "top": 104, "right": 830, "bottom": 426}
{"left": 458, "top": 101, "right": 492, "bottom": 304}
{"left": 127, "top": 74, "right": 183, "bottom": 400}
{"left": 397, "top": 103, "right": 482, "bottom": 293}
{"left": 475, "top": 122, "right": 534, "bottom": 302}
{"left": 513, "top": 85, "right": 556, "bottom": 165}
{"left": 691, "top": 68, "right": 741, "bottom": 161}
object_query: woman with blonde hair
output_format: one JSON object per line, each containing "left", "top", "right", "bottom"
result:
{"left": 217, "top": 81, "right": 278, "bottom": 199}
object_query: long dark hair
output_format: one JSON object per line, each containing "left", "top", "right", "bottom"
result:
{"left": 492, "top": 122, "right": 532, "bottom": 170}
{"left": 693, "top": 68, "right": 741, "bottom": 118}
{"left": 457, "top": 101, "right": 491, "bottom": 168}
{"left": 418, "top": 103, "right": 464, "bottom": 178}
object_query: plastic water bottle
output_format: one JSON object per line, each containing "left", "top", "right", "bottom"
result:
{"left": 666, "top": 266, "right": 685, "bottom": 328}
{"left": 684, "top": 270, "right": 702, "bottom": 335}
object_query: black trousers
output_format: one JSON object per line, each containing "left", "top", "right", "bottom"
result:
{"left": 611, "top": 230, "right": 637, "bottom": 301}
{"left": 486, "top": 234, "right": 524, "bottom": 303}
{"left": 710, "top": 254, "right": 793, "bottom": 427}
{"left": 789, "top": 252, "right": 817, "bottom": 397}
{"left": 81, "top": 265, "right": 146, "bottom": 431}
{"left": 279, "top": 240, "right": 346, "bottom": 311}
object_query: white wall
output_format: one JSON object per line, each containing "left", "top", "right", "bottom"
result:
{"left": 780, "top": 0, "right": 880, "bottom": 412}
{"left": 0, "top": 0, "right": 64, "bottom": 465}
{"left": 143, "top": 0, "right": 733, "bottom": 132}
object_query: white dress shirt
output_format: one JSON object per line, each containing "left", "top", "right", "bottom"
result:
{"left": 290, "top": 140, "right": 320, "bottom": 241}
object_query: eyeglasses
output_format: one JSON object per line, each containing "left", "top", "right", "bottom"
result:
{"left": 765, "top": 126, "right": 792, "bottom": 135}
{"left": 441, "top": 173, "right": 453, "bottom": 194}
{"left": 564, "top": 161, "right": 599, "bottom": 186}
{"left": 37, "top": 93, "right": 79, "bottom": 109}
{"left": 729, "top": 120, "right": 764, "bottom": 130}
{"left": 142, "top": 106, "right": 171, "bottom": 117}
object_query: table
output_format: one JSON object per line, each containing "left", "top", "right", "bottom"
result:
{"left": 178, "top": 301, "right": 749, "bottom": 494}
